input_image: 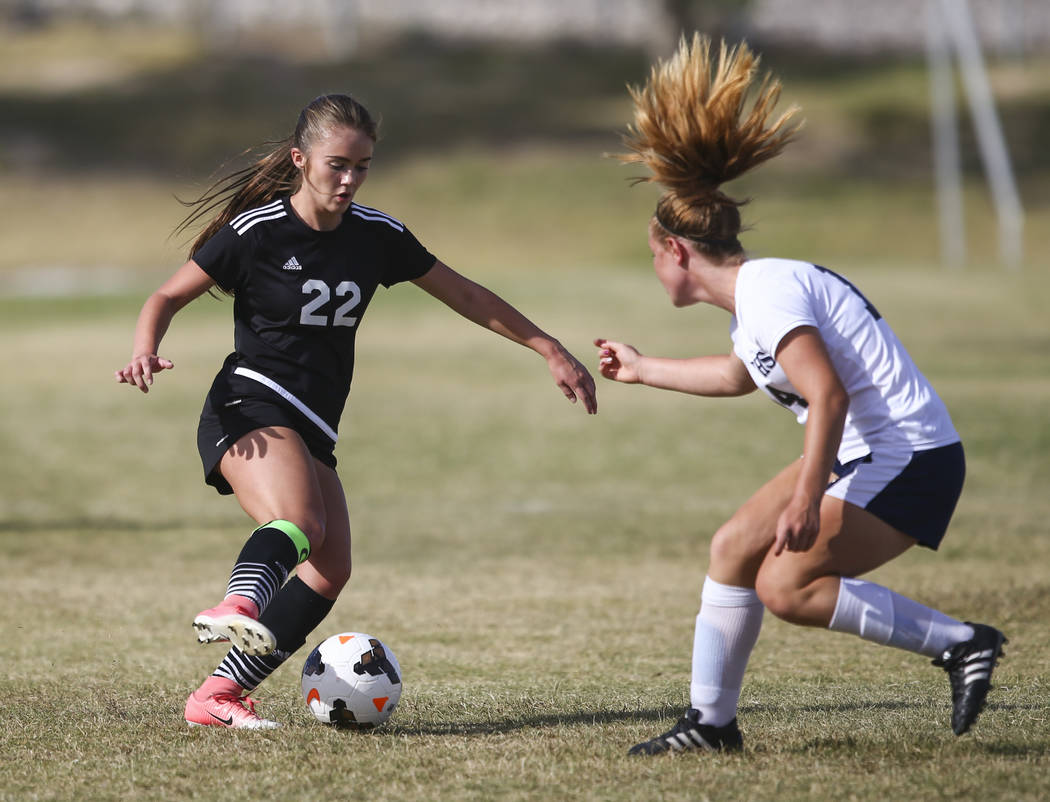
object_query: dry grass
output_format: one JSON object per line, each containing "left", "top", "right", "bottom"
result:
{"left": 2, "top": 21, "right": 1049, "bottom": 801}
{"left": 2, "top": 265, "right": 1049, "bottom": 801}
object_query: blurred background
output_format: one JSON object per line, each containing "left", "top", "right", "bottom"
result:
{"left": 4, "top": 7, "right": 1050, "bottom": 797}
{"left": 1, "top": 0, "right": 1048, "bottom": 298}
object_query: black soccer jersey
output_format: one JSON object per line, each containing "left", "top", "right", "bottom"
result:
{"left": 192, "top": 196, "right": 436, "bottom": 441}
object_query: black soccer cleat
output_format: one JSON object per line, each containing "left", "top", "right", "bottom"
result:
{"left": 628, "top": 708, "right": 743, "bottom": 756}
{"left": 932, "top": 622, "right": 1007, "bottom": 735}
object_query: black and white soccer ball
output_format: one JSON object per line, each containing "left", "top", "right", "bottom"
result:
{"left": 301, "top": 632, "right": 402, "bottom": 729}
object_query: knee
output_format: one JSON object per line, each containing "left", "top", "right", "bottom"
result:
{"left": 326, "top": 557, "right": 352, "bottom": 592}
{"left": 300, "top": 522, "right": 351, "bottom": 594}
{"left": 754, "top": 571, "right": 806, "bottom": 624}
{"left": 301, "top": 554, "right": 351, "bottom": 599}
{"left": 709, "top": 519, "right": 766, "bottom": 579}
{"left": 708, "top": 524, "right": 738, "bottom": 568}
{"left": 284, "top": 513, "right": 326, "bottom": 552}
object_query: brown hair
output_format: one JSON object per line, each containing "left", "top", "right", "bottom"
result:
{"left": 616, "top": 34, "right": 802, "bottom": 260}
{"left": 175, "top": 94, "right": 379, "bottom": 259}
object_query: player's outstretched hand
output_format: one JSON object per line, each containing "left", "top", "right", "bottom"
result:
{"left": 115, "top": 354, "right": 174, "bottom": 393}
{"left": 546, "top": 344, "right": 598, "bottom": 414}
{"left": 594, "top": 338, "right": 643, "bottom": 384}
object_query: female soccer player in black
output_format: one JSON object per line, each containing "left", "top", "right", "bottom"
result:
{"left": 116, "top": 93, "right": 597, "bottom": 728}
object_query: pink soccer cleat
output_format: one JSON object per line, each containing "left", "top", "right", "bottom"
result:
{"left": 192, "top": 595, "right": 276, "bottom": 656}
{"left": 184, "top": 690, "right": 280, "bottom": 730}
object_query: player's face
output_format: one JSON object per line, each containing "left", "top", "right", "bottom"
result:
{"left": 294, "top": 125, "right": 375, "bottom": 220}
{"left": 649, "top": 226, "right": 692, "bottom": 307}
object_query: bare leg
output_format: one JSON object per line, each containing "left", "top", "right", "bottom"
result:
{"left": 186, "top": 428, "right": 353, "bottom": 727}
{"left": 220, "top": 426, "right": 328, "bottom": 552}
{"left": 685, "top": 460, "right": 804, "bottom": 731}
{"left": 220, "top": 426, "right": 352, "bottom": 599}
{"left": 754, "top": 497, "right": 917, "bottom": 627}
{"left": 707, "top": 459, "right": 802, "bottom": 588}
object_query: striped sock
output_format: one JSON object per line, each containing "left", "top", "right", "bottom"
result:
{"left": 223, "top": 520, "right": 311, "bottom": 613}
{"left": 213, "top": 576, "right": 335, "bottom": 692}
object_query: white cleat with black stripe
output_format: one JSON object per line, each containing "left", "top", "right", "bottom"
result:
{"left": 628, "top": 708, "right": 743, "bottom": 756}
{"left": 932, "top": 622, "right": 1007, "bottom": 735}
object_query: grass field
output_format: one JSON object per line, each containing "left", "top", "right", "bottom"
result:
{"left": 2, "top": 19, "right": 1050, "bottom": 802}
{"left": 2, "top": 264, "right": 1049, "bottom": 801}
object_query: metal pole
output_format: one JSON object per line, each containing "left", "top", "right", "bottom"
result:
{"left": 940, "top": 0, "right": 1024, "bottom": 269}
{"left": 926, "top": 0, "right": 966, "bottom": 269}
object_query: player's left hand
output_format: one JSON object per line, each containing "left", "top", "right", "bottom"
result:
{"left": 773, "top": 493, "right": 821, "bottom": 555}
{"left": 115, "top": 353, "right": 175, "bottom": 393}
{"left": 546, "top": 345, "right": 598, "bottom": 414}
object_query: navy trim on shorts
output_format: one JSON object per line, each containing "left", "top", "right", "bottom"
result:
{"left": 831, "top": 453, "right": 873, "bottom": 480}
{"left": 830, "top": 443, "right": 965, "bottom": 550}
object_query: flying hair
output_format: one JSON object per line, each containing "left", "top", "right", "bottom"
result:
{"left": 616, "top": 34, "right": 803, "bottom": 253}
{"left": 173, "top": 94, "right": 379, "bottom": 288}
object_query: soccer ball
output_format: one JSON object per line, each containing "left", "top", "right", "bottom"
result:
{"left": 301, "top": 632, "right": 403, "bottom": 729}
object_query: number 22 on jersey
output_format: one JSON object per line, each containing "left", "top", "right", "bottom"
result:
{"left": 300, "top": 279, "right": 362, "bottom": 327}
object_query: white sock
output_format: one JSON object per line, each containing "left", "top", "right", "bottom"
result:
{"left": 690, "top": 576, "right": 764, "bottom": 727}
{"left": 828, "top": 577, "right": 974, "bottom": 658}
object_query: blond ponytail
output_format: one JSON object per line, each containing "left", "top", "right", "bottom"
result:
{"left": 616, "top": 34, "right": 802, "bottom": 255}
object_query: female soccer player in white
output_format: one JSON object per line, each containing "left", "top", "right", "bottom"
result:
{"left": 116, "top": 93, "right": 597, "bottom": 729}
{"left": 594, "top": 35, "right": 1005, "bottom": 754}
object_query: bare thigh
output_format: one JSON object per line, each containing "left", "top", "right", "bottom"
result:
{"left": 754, "top": 497, "right": 918, "bottom": 627}
{"left": 708, "top": 459, "right": 802, "bottom": 587}
{"left": 220, "top": 427, "right": 327, "bottom": 545}
{"left": 219, "top": 426, "right": 352, "bottom": 599}
{"left": 708, "top": 458, "right": 919, "bottom": 627}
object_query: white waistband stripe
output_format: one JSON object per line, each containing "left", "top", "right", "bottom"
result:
{"left": 233, "top": 367, "right": 338, "bottom": 443}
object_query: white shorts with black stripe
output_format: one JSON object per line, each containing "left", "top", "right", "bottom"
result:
{"left": 825, "top": 442, "right": 965, "bottom": 550}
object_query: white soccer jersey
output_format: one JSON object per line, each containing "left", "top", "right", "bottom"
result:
{"left": 729, "top": 258, "right": 959, "bottom": 462}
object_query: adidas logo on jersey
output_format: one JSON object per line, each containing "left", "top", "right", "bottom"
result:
{"left": 282, "top": 256, "right": 303, "bottom": 271}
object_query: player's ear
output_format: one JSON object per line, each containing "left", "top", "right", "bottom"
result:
{"left": 290, "top": 147, "right": 307, "bottom": 170}
{"left": 667, "top": 235, "right": 690, "bottom": 268}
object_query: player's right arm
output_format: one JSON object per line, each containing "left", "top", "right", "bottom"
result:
{"left": 594, "top": 338, "right": 756, "bottom": 397}
{"left": 115, "top": 259, "right": 216, "bottom": 393}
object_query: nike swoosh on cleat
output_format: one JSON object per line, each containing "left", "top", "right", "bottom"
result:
{"left": 209, "top": 711, "right": 234, "bottom": 726}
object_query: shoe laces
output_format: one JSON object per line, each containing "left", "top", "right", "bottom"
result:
{"left": 211, "top": 692, "right": 263, "bottom": 720}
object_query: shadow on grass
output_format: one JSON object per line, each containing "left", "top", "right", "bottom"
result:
{"left": 393, "top": 699, "right": 916, "bottom": 737}
{"left": 775, "top": 735, "right": 1050, "bottom": 758}
{"left": 397, "top": 706, "right": 674, "bottom": 737}
{"left": 392, "top": 697, "right": 1043, "bottom": 744}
